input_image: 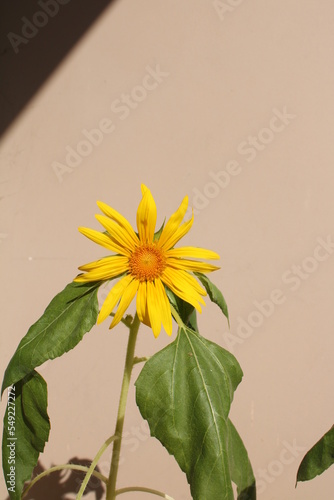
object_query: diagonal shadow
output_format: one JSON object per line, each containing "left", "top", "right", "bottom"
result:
{"left": 0, "top": 0, "right": 119, "bottom": 138}
{"left": 5, "top": 457, "right": 105, "bottom": 499}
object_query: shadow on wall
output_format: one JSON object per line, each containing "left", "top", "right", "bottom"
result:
{"left": 5, "top": 458, "right": 105, "bottom": 499}
{"left": 0, "top": 0, "right": 119, "bottom": 138}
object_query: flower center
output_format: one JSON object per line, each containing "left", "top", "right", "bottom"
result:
{"left": 129, "top": 244, "right": 166, "bottom": 282}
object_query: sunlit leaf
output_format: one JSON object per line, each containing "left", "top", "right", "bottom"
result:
{"left": 2, "top": 371, "right": 50, "bottom": 500}
{"left": 164, "top": 286, "right": 195, "bottom": 328}
{"left": 297, "top": 425, "right": 334, "bottom": 483}
{"left": 227, "top": 420, "right": 256, "bottom": 499}
{"left": 2, "top": 281, "right": 99, "bottom": 394}
{"left": 135, "top": 326, "right": 243, "bottom": 499}
{"left": 195, "top": 272, "right": 229, "bottom": 325}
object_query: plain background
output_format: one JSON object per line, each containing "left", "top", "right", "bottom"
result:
{"left": 1, "top": 1, "right": 334, "bottom": 498}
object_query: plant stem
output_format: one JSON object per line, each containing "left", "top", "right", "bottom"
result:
{"left": 22, "top": 464, "right": 107, "bottom": 497}
{"left": 115, "top": 486, "right": 175, "bottom": 498}
{"left": 76, "top": 434, "right": 118, "bottom": 499}
{"left": 106, "top": 313, "right": 141, "bottom": 500}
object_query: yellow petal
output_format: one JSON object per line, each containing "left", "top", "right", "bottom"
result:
{"left": 75, "top": 256, "right": 129, "bottom": 281}
{"left": 160, "top": 211, "right": 194, "bottom": 251}
{"left": 78, "top": 256, "right": 126, "bottom": 272}
{"left": 167, "top": 257, "right": 220, "bottom": 273}
{"left": 96, "top": 214, "right": 137, "bottom": 252}
{"left": 141, "top": 184, "right": 149, "bottom": 195}
{"left": 147, "top": 281, "right": 162, "bottom": 337}
{"left": 78, "top": 227, "right": 128, "bottom": 255}
{"left": 109, "top": 278, "right": 139, "bottom": 329}
{"left": 162, "top": 268, "right": 206, "bottom": 312}
{"left": 166, "top": 247, "right": 220, "bottom": 260}
{"left": 97, "top": 274, "right": 133, "bottom": 323}
{"left": 157, "top": 196, "right": 188, "bottom": 248}
{"left": 155, "top": 278, "right": 173, "bottom": 336}
{"left": 166, "top": 267, "right": 206, "bottom": 296}
{"left": 136, "top": 281, "right": 151, "bottom": 327}
{"left": 136, "top": 186, "right": 157, "bottom": 243}
{"left": 97, "top": 201, "right": 138, "bottom": 246}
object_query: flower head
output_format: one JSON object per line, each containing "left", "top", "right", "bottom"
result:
{"left": 75, "top": 185, "right": 220, "bottom": 337}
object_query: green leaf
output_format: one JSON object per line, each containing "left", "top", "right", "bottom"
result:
{"left": 227, "top": 420, "right": 256, "bottom": 499}
{"left": 2, "top": 371, "right": 50, "bottom": 500}
{"left": 153, "top": 219, "right": 165, "bottom": 241}
{"left": 2, "top": 281, "right": 99, "bottom": 394}
{"left": 186, "top": 309, "right": 199, "bottom": 333}
{"left": 297, "top": 425, "right": 334, "bottom": 483}
{"left": 195, "top": 272, "right": 229, "bottom": 326}
{"left": 135, "top": 326, "right": 243, "bottom": 500}
{"left": 133, "top": 219, "right": 165, "bottom": 241}
{"left": 164, "top": 286, "right": 196, "bottom": 329}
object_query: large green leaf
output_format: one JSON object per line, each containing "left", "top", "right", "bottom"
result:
{"left": 2, "top": 371, "right": 50, "bottom": 500}
{"left": 2, "top": 281, "right": 99, "bottom": 394}
{"left": 195, "top": 272, "right": 229, "bottom": 325}
{"left": 227, "top": 420, "right": 256, "bottom": 499}
{"left": 297, "top": 425, "right": 334, "bottom": 483}
{"left": 135, "top": 326, "right": 243, "bottom": 499}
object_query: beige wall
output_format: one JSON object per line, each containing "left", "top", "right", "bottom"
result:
{"left": 1, "top": 1, "right": 334, "bottom": 498}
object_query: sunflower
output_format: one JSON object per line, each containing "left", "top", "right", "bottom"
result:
{"left": 74, "top": 185, "right": 220, "bottom": 337}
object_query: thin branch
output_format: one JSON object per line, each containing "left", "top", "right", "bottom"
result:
{"left": 76, "top": 434, "right": 118, "bottom": 499}
{"left": 115, "top": 486, "right": 175, "bottom": 499}
{"left": 22, "top": 464, "right": 108, "bottom": 497}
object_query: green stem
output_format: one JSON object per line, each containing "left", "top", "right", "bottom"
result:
{"left": 133, "top": 356, "right": 150, "bottom": 365}
{"left": 115, "top": 486, "right": 175, "bottom": 499}
{"left": 22, "top": 464, "right": 107, "bottom": 497}
{"left": 106, "top": 313, "right": 141, "bottom": 500}
{"left": 76, "top": 434, "right": 118, "bottom": 499}
{"left": 110, "top": 312, "right": 133, "bottom": 327}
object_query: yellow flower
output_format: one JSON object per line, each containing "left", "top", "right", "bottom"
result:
{"left": 75, "top": 185, "right": 220, "bottom": 337}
